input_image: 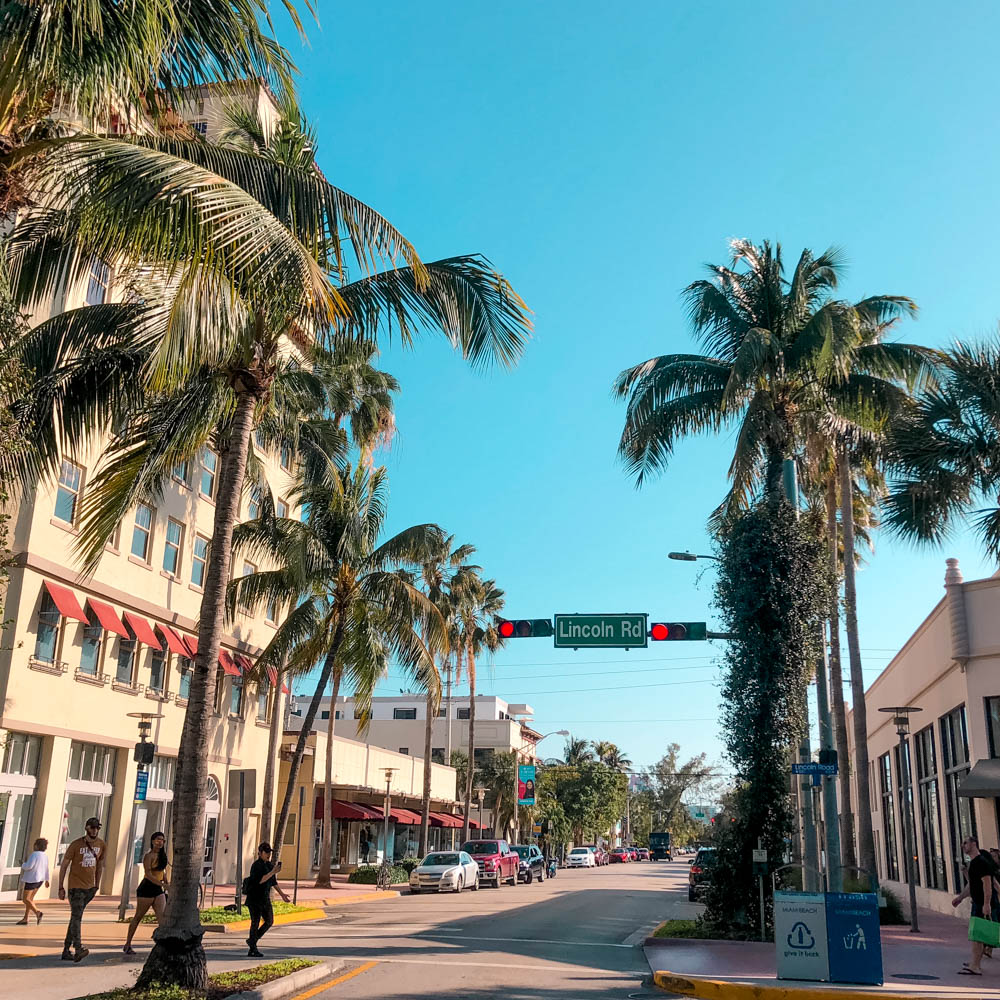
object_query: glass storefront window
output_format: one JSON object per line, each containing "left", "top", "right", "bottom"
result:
{"left": 941, "top": 705, "right": 974, "bottom": 892}
{"left": 59, "top": 792, "right": 108, "bottom": 861}
{"left": 1, "top": 733, "right": 41, "bottom": 776}
{"left": 0, "top": 791, "right": 34, "bottom": 892}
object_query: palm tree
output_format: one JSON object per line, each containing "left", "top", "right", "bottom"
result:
{"left": 229, "top": 463, "right": 449, "bottom": 872}
{"left": 7, "top": 130, "right": 530, "bottom": 987}
{"left": 562, "top": 737, "right": 594, "bottom": 767}
{"left": 405, "top": 537, "right": 476, "bottom": 854}
{"left": 592, "top": 741, "right": 632, "bottom": 771}
{"left": 452, "top": 570, "right": 505, "bottom": 842}
{"left": 614, "top": 238, "right": 930, "bottom": 879}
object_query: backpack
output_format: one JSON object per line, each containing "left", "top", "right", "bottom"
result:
{"left": 240, "top": 875, "right": 253, "bottom": 897}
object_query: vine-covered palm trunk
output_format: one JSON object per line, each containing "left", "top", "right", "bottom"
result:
{"left": 839, "top": 447, "right": 875, "bottom": 878}
{"left": 137, "top": 388, "right": 259, "bottom": 989}
{"left": 315, "top": 669, "right": 342, "bottom": 887}
{"left": 419, "top": 688, "right": 433, "bottom": 856}
{"left": 463, "top": 644, "right": 476, "bottom": 844}
{"left": 825, "top": 477, "right": 856, "bottom": 870}
{"left": 707, "top": 500, "right": 824, "bottom": 935}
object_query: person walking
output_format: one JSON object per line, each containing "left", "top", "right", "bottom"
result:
{"left": 57, "top": 817, "right": 106, "bottom": 963}
{"left": 953, "top": 835, "right": 994, "bottom": 976}
{"left": 122, "top": 831, "right": 170, "bottom": 954}
{"left": 16, "top": 838, "right": 50, "bottom": 925}
{"left": 245, "top": 842, "right": 289, "bottom": 958}
{"left": 360, "top": 828, "right": 370, "bottom": 864}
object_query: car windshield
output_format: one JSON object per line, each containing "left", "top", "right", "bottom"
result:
{"left": 695, "top": 850, "right": 717, "bottom": 866}
{"left": 570, "top": 848, "right": 589, "bottom": 854}
{"left": 462, "top": 841, "right": 498, "bottom": 854}
{"left": 512, "top": 846, "right": 532, "bottom": 858}
{"left": 423, "top": 853, "right": 460, "bottom": 866}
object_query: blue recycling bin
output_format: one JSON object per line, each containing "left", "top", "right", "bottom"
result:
{"left": 825, "top": 892, "right": 882, "bottom": 986}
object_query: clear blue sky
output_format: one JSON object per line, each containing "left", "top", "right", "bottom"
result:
{"left": 280, "top": 2, "right": 998, "bottom": 774}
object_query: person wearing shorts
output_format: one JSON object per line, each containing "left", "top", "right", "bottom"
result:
{"left": 17, "top": 838, "right": 50, "bottom": 925}
{"left": 123, "top": 831, "right": 170, "bottom": 955}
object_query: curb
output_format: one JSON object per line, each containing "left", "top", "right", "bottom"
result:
{"left": 233, "top": 959, "right": 344, "bottom": 1000}
{"left": 653, "top": 971, "right": 920, "bottom": 999}
{"left": 204, "top": 908, "right": 328, "bottom": 934}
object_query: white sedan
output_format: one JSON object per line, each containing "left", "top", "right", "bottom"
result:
{"left": 409, "top": 850, "right": 480, "bottom": 893}
{"left": 567, "top": 847, "right": 596, "bottom": 867}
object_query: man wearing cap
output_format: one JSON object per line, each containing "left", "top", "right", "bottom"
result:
{"left": 58, "top": 817, "right": 106, "bottom": 962}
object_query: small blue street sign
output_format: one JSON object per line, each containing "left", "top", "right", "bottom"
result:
{"left": 792, "top": 762, "right": 838, "bottom": 776}
{"left": 134, "top": 770, "right": 148, "bottom": 803}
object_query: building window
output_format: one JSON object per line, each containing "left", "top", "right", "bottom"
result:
{"left": 163, "top": 518, "right": 183, "bottom": 575}
{"left": 200, "top": 449, "right": 217, "bottom": 499}
{"left": 431, "top": 748, "right": 445, "bottom": 764}
{"left": 279, "top": 444, "right": 291, "bottom": 471}
{"left": 893, "top": 740, "right": 918, "bottom": 885}
{"left": 192, "top": 535, "right": 209, "bottom": 587}
{"left": 131, "top": 503, "right": 153, "bottom": 560}
{"left": 54, "top": 460, "right": 83, "bottom": 524}
{"left": 173, "top": 459, "right": 189, "bottom": 484}
{"left": 941, "top": 705, "right": 975, "bottom": 892}
{"left": 85, "top": 258, "right": 111, "bottom": 306}
{"left": 914, "top": 725, "right": 946, "bottom": 890}
{"left": 399, "top": 747, "right": 409, "bottom": 755}
{"left": 473, "top": 747, "right": 493, "bottom": 767}
{"left": 149, "top": 649, "right": 166, "bottom": 694}
{"left": 457, "top": 708, "right": 470, "bottom": 720}
{"left": 879, "top": 752, "right": 899, "bottom": 881}
{"left": 230, "top": 677, "right": 243, "bottom": 716}
{"left": 265, "top": 597, "right": 278, "bottom": 624}
{"left": 320, "top": 710, "right": 329, "bottom": 720}
{"left": 68, "top": 741, "right": 115, "bottom": 783}
{"left": 437, "top": 708, "right": 446, "bottom": 718}
{"left": 248, "top": 491, "right": 261, "bottom": 521}
{"left": 1, "top": 733, "right": 41, "bottom": 776}
{"left": 276, "top": 498, "right": 288, "bottom": 519}
{"left": 177, "top": 658, "right": 192, "bottom": 700}
{"left": 34, "top": 593, "right": 61, "bottom": 663}
{"left": 79, "top": 611, "right": 103, "bottom": 676}
{"left": 116, "top": 637, "right": 137, "bottom": 685}
{"left": 335, "top": 711, "right": 342, "bottom": 720}
{"left": 393, "top": 708, "right": 417, "bottom": 720}
{"left": 148, "top": 755, "right": 174, "bottom": 790}
{"left": 62, "top": 741, "right": 115, "bottom": 863}
{"left": 257, "top": 685, "right": 270, "bottom": 722}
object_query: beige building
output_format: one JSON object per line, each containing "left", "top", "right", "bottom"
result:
{"left": 275, "top": 731, "right": 463, "bottom": 874}
{"left": 0, "top": 82, "right": 295, "bottom": 903}
{"left": 846, "top": 558, "right": 1000, "bottom": 917}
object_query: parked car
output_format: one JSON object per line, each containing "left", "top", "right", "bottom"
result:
{"left": 609, "top": 848, "right": 629, "bottom": 863}
{"left": 583, "top": 845, "right": 608, "bottom": 866}
{"left": 688, "top": 847, "right": 717, "bottom": 902}
{"left": 637, "top": 847, "right": 650, "bottom": 861}
{"left": 626, "top": 846, "right": 640, "bottom": 861}
{"left": 567, "top": 846, "right": 597, "bottom": 867}
{"left": 460, "top": 839, "right": 519, "bottom": 888}
{"left": 409, "top": 850, "right": 479, "bottom": 893}
{"left": 512, "top": 844, "right": 546, "bottom": 883}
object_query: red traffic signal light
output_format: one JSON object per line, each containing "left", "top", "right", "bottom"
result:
{"left": 650, "top": 622, "right": 688, "bottom": 641}
{"left": 497, "top": 619, "right": 553, "bottom": 638}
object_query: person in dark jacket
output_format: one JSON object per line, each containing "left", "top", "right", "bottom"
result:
{"left": 245, "top": 843, "right": 289, "bottom": 957}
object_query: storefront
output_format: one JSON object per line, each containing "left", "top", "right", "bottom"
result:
{"left": 0, "top": 733, "right": 41, "bottom": 898}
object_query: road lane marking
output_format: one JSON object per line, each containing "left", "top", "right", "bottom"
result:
{"left": 289, "top": 960, "right": 378, "bottom": 998}
{"left": 421, "top": 932, "right": 633, "bottom": 948}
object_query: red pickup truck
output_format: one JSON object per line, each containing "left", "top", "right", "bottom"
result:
{"left": 460, "top": 839, "right": 519, "bottom": 888}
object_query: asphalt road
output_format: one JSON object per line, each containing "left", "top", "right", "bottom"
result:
{"left": 259, "top": 858, "right": 702, "bottom": 1000}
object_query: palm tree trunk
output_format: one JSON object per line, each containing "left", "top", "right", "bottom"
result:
{"left": 826, "top": 476, "right": 856, "bottom": 871}
{"left": 839, "top": 446, "right": 875, "bottom": 880}
{"left": 463, "top": 644, "right": 476, "bottom": 843}
{"left": 273, "top": 630, "right": 344, "bottom": 858}
{"left": 137, "top": 388, "right": 258, "bottom": 990}
{"left": 419, "top": 688, "right": 433, "bottom": 856}
{"left": 314, "top": 669, "right": 341, "bottom": 888}
{"left": 259, "top": 664, "right": 285, "bottom": 843}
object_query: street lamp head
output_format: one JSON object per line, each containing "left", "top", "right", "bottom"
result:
{"left": 879, "top": 705, "right": 922, "bottom": 736}
{"left": 554, "top": 729, "right": 569, "bottom": 736}
{"left": 668, "top": 551, "right": 698, "bottom": 561}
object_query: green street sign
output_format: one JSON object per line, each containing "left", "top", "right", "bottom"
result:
{"left": 554, "top": 613, "right": 648, "bottom": 649}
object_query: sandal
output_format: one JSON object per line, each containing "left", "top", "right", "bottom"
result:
{"left": 123, "top": 945, "right": 135, "bottom": 955}
{"left": 14, "top": 918, "right": 27, "bottom": 925}
{"left": 959, "top": 967, "right": 983, "bottom": 975}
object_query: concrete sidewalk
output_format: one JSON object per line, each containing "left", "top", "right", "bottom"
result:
{"left": 645, "top": 906, "right": 999, "bottom": 997}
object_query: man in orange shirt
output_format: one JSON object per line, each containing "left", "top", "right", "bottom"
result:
{"left": 58, "top": 817, "right": 107, "bottom": 962}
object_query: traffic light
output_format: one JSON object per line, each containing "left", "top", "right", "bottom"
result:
{"left": 497, "top": 619, "right": 554, "bottom": 639}
{"left": 649, "top": 622, "right": 707, "bottom": 641}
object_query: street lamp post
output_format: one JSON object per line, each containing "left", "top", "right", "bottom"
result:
{"left": 381, "top": 767, "right": 397, "bottom": 874}
{"left": 879, "top": 706, "right": 922, "bottom": 932}
{"left": 118, "top": 712, "right": 162, "bottom": 921}
{"left": 475, "top": 786, "right": 486, "bottom": 834}
{"left": 513, "top": 730, "right": 568, "bottom": 843}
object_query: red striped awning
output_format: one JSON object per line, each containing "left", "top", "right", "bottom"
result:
{"left": 88, "top": 598, "right": 128, "bottom": 638}
{"left": 43, "top": 580, "right": 88, "bottom": 623}
{"left": 219, "top": 650, "right": 241, "bottom": 677}
{"left": 428, "top": 812, "right": 463, "bottom": 828}
{"left": 157, "top": 624, "right": 189, "bottom": 657}
{"left": 468, "top": 818, "right": 483, "bottom": 830}
{"left": 389, "top": 807, "right": 421, "bottom": 825}
{"left": 266, "top": 664, "right": 278, "bottom": 687}
{"left": 234, "top": 653, "right": 254, "bottom": 675}
{"left": 313, "top": 796, "right": 385, "bottom": 822}
{"left": 182, "top": 634, "right": 198, "bottom": 658}
{"left": 124, "top": 612, "right": 162, "bottom": 650}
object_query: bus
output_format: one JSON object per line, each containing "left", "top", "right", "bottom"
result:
{"left": 649, "top": 831, "right": 672, "bottom": 860}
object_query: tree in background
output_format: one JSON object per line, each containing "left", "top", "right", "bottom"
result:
{"left": 640, "top": 744, "right": 716, "bottom": 832}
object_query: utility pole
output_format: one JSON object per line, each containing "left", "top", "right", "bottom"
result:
{"left": 815, "top": 634, "right": 842, "bottom": 890}
{"left": 444, "top": 661, "right": 453, "bottom": 761}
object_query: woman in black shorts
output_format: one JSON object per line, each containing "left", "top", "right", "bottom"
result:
{"left": 123, "top": 831, "right": 169, "bottom": 954}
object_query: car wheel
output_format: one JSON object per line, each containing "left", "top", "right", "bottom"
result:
{"left": 471, "top": 873, "right": 479, "bottom": 891}
{"left": 493, "top": 877, "right": 501, "bottom": 888}
{"left": 524, "top": 869, "right": 532, "bottom": 884}
{"left": 507, "top": 871, "right": 517, "bottom": 886}
{"left": 454, "top": 874, "right": 464, "bottom": 894}
{"left": 688, "top": 888, "right": 696, "bottom": 902}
